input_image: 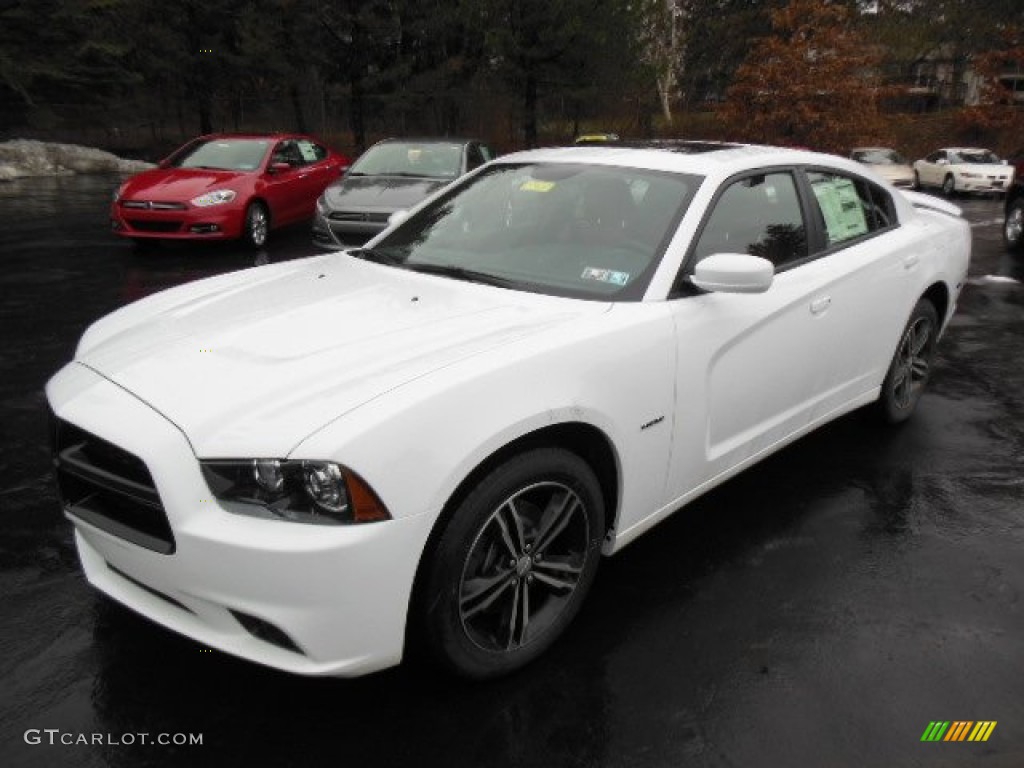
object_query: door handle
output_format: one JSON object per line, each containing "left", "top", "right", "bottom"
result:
{"left": 903, "top": 254, "right": 919, "bottom": 270}
{"left": 810, "top": 296, "right": 832, "bottom": 315}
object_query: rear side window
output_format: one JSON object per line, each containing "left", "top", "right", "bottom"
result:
{"left": 806, "top": 170, "right": 896, "bottom": 247}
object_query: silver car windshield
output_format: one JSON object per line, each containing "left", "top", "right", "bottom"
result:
{"left": 350, "top": 142, "right": 464, "bottom": 179}
{"left": 365, "top": 163, "right": 701, "bottom": 301}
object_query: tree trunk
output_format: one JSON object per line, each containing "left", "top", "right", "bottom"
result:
{"left": 523, "top": 72, "right": 538, "bottom": 148}
{"left": 290, "top": 83, "right": 307, "bottom": 133}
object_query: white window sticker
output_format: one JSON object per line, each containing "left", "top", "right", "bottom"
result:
{"left": 581, "top": 267, "right": 630, "bottom": 285}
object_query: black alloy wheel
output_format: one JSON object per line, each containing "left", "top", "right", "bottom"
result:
{"left": 1005, "top": 198, "right": 1024, "bottom": 252}
{"left": 417, "top": 447, "right": 605, "bottom": 679}
{"left": 244, "top": 201, "right": 269, "bottom": 249}
{"left": 878, "top": 299, "right": 938, "bottom": 424}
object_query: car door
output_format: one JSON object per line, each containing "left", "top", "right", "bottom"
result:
{"left": 921, "top": 151, "right": 945, "bottom": 187}
{"left": 261, "top": 140, "right": 308, "bottom": 224}
{"left": 664, "top": 169, "right": 832, "bottom": 500}
{"left": 294, "top": 139, "right": 337, "bottom": 218}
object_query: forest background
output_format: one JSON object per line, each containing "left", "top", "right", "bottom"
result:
{"left": 2, "top": 0, "right": 1023, "bottom": 160}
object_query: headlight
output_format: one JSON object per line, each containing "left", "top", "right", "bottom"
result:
{"left": 191, "top": 189, "right": 237, "bottom": 207}
{"left": 112, "top": 183, "right": 127, "bottom": 202}
{"left": 200, "top": 459, "right": 390, "bottom": 525}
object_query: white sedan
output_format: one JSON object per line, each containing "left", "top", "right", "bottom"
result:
{"left": 47, "top": 143, "right": 971, "bottom": 679}
{"left": 912, "top": 147, "right": 1014, "bottom": 196}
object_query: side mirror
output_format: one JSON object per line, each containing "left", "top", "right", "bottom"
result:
{"left": 268, "top": 162, "right": 292, "bottom": 174}
{"left": 692, "top": 253, "right": 774, "bottom": 294}
{"left": 388, "top": 209, "right": 410, "bottom": 227}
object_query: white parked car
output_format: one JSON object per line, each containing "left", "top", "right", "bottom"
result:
{"left": 912, "top": 147, "right": 1014, "bottom": 196}
{"left": 47, "top": 143, "right": 971, "bottom": 679}
{"left": 850, "top": 147, "right": 915, "bottom": 188}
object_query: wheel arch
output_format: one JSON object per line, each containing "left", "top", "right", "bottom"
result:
{"left": 921, "top": 280, "right": 950, "bottom": 329}
{"left": 403, "top": 420, "right": 620, "bottom": 653}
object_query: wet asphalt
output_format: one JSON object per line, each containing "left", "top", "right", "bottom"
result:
{"left": 0, "top": 174, "right": 1022, "bottom": 767}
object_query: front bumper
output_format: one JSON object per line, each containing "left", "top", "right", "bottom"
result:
{"left": 956, "top": 176, "right": 1012, "bottom": 194}
{"left": 47, "top": 362, "right": 434, "bottom": 676}
{"left": 110, "top": 200, "right": 245, "bottom": 240}
{"left": 311, "top": 208, "right": 387, "bottom": 249}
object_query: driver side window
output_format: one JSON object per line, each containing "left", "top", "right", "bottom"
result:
{"left": 692, "top": 172, "right": 808, "bottom": 269}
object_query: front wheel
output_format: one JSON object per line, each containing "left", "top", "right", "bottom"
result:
{"left": 913, "top": 171, "right": 921, "bottom": 190}
{"left": 416, "top": 447, "right": 605, "bottom": 679}
{"left": 877, "top": 299, "right": 939, "bottom": 424}
{"left": 942, "top": 174, "right": 956, "bottom": 197}
{"left": 243, "top": 201, "right": 269, "bottom": 249}
{"left": 1005, "top": 198, "right": 1024, "bottom": 252}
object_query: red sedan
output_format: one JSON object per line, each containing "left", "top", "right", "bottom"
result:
{"left": 111, "top": 133, "right": 350, "bottom": 248}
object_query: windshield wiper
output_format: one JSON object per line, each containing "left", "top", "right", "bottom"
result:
{"left": 403, "top": 263, "right": 515, "bottom": 288}
{"left": 348, "top": 247, "right": 403, "bottom": 265}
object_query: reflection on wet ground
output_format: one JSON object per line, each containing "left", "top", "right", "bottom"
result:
{"left": 0, "top": 177, "right": 1022, "bottom": 766}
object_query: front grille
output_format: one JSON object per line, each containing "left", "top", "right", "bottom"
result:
{"left": 328, "top": 211, "right": 390, "bottom": 223}
{"left": 121, "top": 200, "right": 188, "bottom": 211}
{"left": 53, "top": 419, "right": 176, "bottom": 554}
{"left": 127, "top": 220, "right": 183, "bottom": 233}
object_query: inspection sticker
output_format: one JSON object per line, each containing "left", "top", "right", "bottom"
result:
{"left": 581, "top": 267, "right": 629, "bottom": 285}
{"left": 519, "top": 180, "right": 556, "bottom": 192}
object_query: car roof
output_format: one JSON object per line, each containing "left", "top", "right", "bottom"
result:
{"left": 374, "top": 137, "right": 484, "bottom": 146}
{"left": 198, "top": 132, "right": 317, "bottom": 142}
{"left": 940, "top": 147, "right": 994, "bottom": 153}
{"left": 495, "top": 142, "right": 855, "bottom": 179}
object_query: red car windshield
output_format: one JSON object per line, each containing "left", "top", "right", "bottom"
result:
{"left": 170, "top": 139, "right": 271, "bottom": 172}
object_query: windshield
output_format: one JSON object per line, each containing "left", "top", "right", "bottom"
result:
{"left": 350, "top": 142, "right": 464, "bottom": 179}
{"left": 364, "top": 163, "right": 701, "bottom": 300}
{"left": 950, "top": 150, "right": 1001, "bottom": 165}
{"left": 169, "top": 139, "right": 270, "bottom": 171}
{"left": 852, "top": 149, "right": 906, "bottom": 165}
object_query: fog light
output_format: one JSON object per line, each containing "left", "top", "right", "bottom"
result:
{"left": 302, "top": 461, "right": 348, "bottom": 513}
{"left": 190, "top": 223, "right": 221, "bottom": 233}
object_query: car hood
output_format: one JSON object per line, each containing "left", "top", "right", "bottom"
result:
{"left": 322, "top": 175, "right": 450, "bottom": 211}
{"left": 120, "top": 168, "right": 251, "bottom": 202}
{"left": 76, "top": 255, "right": 607, "bottom": 457}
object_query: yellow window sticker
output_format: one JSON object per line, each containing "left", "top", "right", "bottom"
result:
{"left": 520, "top": 180, "right": 556, "bottom": 193}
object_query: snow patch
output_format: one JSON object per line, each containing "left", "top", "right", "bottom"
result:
{"left": 0, "top": 139, "right": 154, "bottom": 181}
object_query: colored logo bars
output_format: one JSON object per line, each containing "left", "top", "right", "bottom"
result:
{"left": 921, "top": 721, "right": 997, "bottom": 742}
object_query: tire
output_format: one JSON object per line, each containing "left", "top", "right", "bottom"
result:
{"left": 913, "top": 171, "right": 921, "bottom": 191}
{"left": 942, "top": 174, "right": 956, "bottom": 197}
{"left": 416, "top": 447, "right": 605, "bottom": 679}
{"left": 243, "top": 201, "right": 269, "bottom": 249}
{"left": 877, "top": 299, "right": 939, "bottom": 424}
{"left": 1005, "top": 198, "right": 1024, "bottom": 252}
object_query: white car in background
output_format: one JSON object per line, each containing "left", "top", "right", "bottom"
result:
{"left": 47, "top": 143, "right": 971, "bottom": 680}
{"left": 850, "top": 147, "right": 915, "bottom": 188}
{"left": 913, "top": 147, "right": 1014, "bottom": 196}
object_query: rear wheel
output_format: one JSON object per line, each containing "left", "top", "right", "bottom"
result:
{"left": 416, "top": 447, "right": 605, "bottom": 679}
{"left": 1005, "top": 198, "right": 1024, "bottom": 252}
{"left": 243, "top": 201, "right": 269, "bottom": 248}
{"left": 877, "top": 299, "right": 938, "bottom": 424}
